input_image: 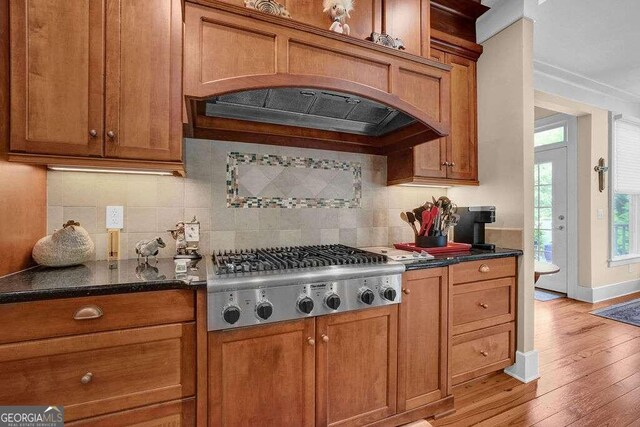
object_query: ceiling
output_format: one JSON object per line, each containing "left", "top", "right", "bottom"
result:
{"left": 533, "top": 0, "right": 640, "bottom": 102}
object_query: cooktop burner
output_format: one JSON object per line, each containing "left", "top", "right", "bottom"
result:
{"left": 213, "top": 244, "right": 387, "bottom": 274}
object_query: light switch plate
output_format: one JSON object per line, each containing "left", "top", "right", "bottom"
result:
{"left": 597, "top": 208, "right": 604, "bottom": 220}
{"left": 106, "top": 206, "right": 124, "bottom": 229}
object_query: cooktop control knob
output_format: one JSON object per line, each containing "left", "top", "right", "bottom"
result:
{"left": 256, "top": 301, "right": 273, "bottom": 320}
{"left": 324, "top": 293, "right": 341, "bottom": 310}
{"left": 297, "top": 296, "right": 314, "bottom": 314}
{"left": 381, "top": 287, "right": 397, "bottom": 302}
{"left": 359, "top": 288, "right": 375, "bottom": 305}
{"left": 222, "top": 305, "right": 241, "bottom": 324}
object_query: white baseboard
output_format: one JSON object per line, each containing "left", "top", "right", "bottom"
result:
{"left": 573, "top": 279, "right": 640, "bottom": 303}
{"left": 504, "top": 350, "right": 539, "bottom": 383}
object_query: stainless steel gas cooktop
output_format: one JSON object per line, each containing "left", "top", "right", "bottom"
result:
{"left": 206, "top": 245, "right": 405, "bottom": 331}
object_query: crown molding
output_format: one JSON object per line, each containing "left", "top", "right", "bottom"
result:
{"left": 476, "top": 0, "right": 537, "bottom": 44}
{"left": 534, "top": 60, "right": 640, "bottom": 118}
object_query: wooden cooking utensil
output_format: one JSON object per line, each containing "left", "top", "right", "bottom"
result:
{"left": 400, "top": 211, "right": 419, "bottom": 236}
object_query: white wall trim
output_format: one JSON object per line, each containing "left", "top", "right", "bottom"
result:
{"left": 504, "top": 350, "right": 540, "bottom": 383}
{"left": 477, "top": 0, "right": 537, "bottom": 44}
{"left": 534, "top": 61, "right": 640, "bottom": 120}
{"left": 573, "top": 279, "right": 640, "bottom": 303}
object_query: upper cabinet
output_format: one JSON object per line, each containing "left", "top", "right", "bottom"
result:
{"left": 9, "top": 0, "right": 184, "bottom": 174}
{"left": 104, "top": 0, "right": 183, "bottom": 162}
{"left": 10, "top": 0, "right": 105, "bottom": 158}
{"left": 383, "top": 0, "right": 430, "bottom": 56}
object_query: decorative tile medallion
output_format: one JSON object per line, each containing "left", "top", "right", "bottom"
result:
{"left": 227, "top": 152, "right": 362, "bottom": 208}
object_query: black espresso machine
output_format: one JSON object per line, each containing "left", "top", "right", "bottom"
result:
{"left": 454, "top": 206, "right": 496, "bottom": 250}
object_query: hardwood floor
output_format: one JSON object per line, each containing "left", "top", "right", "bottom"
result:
{"left": 432, "top": 292, "right": 640, "bottom": 427}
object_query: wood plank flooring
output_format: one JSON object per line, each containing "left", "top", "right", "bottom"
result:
{"left": 432, "top": 292, "right": 640, "bottom": 427}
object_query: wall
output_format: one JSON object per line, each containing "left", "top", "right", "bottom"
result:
{"left": 46, "top": 139, "right": 446, "bottom": 259}
{"left": 0, "top": 0, "right": 47, "bottom": 277}
{"left": 449, "top": 19, "right": 535, "bottom": 353}
{"left": 535, "top": 91, "right": 640, "bottom": 293}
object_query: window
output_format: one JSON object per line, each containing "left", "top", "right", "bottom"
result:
{"left": 534, "top": 125, "right": 565, "bottom": 147}
{"left": 534, "top": 162, "right": 553, "bottom": 261}
{"left": 610, "top": 115, "right": 640, "bottom": 263}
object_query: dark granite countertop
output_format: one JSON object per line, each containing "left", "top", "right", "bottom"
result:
{"left": 402, "top": 247, "right": 523, "bottom": 271}
{"left": 0, "top": 258, "right": 207, "bottom": 304}
{"left": 0, "top": 248, "right": 522, "bottom": 304}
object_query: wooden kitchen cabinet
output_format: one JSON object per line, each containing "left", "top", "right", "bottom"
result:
{"left": 9, "top": 0, "right": 184, "bottom": 173}
{"left": 397, "top": 267, "right": 450, "bottom": 412}
{"left": 387, "top": 49, "right": 478, "bottom": 186}
{"left": 316, "top": 306, "right": 398, "bottom": 426}
{"left": 449, "top": 257, "right": 517, "bottom": 385}
{"left": 208, "top": 318, "right": 316, "bottom": 427}
{"left": 104, "top": 0, "right": 183, "bottom": 161}
{"left": 0, "top": 290, "right": 197, "bottom": 423}
{"left": 383, "top": 0, "right": 430, "bottom": 57}
{"left": 9, "top": 0, "right": 104, "bottom": 157}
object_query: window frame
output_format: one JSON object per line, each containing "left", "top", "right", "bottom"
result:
{"left": 609, "top": 113, "right": 640, "bottom": 266}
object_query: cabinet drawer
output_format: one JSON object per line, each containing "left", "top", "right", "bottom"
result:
{"left": 452, "top": 278, "right": 515, "bottom": 335}
{"left": 450, "top": 257, "right": 516, "bottom": 285}
{"left": 0, "top": 323, "right": 196, "bottom": 421}
{"left": 67, "top": 398, "right": 195, "bottom": 426}
{"left": 0, "top": 290, "right": 194, "bottom": 344}
{"left": 451, "top": 322, "right": 514, "bottom": 385}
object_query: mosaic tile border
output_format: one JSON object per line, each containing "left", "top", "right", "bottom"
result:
{"left": 226, "top": 152, "right": 362, "bottom": 208}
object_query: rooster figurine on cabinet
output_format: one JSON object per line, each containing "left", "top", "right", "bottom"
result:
{"left": 323, "top": 0, "right": 353, "bottom": 35}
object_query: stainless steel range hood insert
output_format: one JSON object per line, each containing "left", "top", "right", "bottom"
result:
{"left": 205, "top": 88, "right": 417, "bottom": 137}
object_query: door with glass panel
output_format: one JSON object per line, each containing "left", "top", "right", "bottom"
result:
{"left": 534, "top": 123, "right": 569, "bottom": 293}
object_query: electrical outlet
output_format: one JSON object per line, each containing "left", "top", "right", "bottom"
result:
{"left": 106, "top": 206, "right": 124, "bottom": 229}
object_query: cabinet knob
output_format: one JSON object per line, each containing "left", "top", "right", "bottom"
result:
{"left": 107, "top": 130, "right": 116, "bottom": 139}
{"left": 402, "top": 288, "right": 411, "bottom": 295}
{"left": 80, "top": 372, "right": 93, "bottom": 384}
{"left": 480, "top": 351, "right": 489, "bottom": 357}
{"left": 322, "top": 334, "right": 329, "bottom": 343}
{"left": 73, "top": 305, "right": 103, "bottom": 320}
{"left": 89, "top": 129, "right": 97, "bottom": 137}
{"left": 307, "top": 337, "right": 315, "bottom": 346}
{"left": 441, "top": 162, "right": 449, "bottom": 166}
{"left": 479, "top": 303, "right": 489, "bottom": 309}
{"left": 479, "top": 264, "right": 490, "bottom": 273}
{"left": 449, "top": 162, "right": 456, "bottom": 167}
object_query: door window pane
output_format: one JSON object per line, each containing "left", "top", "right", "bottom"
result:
{"left": 535, "top": 126, "right": 565, "bottom": 147}
{"left": 534, "top": 161, "right": 554, "bottom": 263}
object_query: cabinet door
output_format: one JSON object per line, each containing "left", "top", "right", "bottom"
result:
{"left": 316, "top": 306, "right": 398, "bottom": 426}
{"left": 397, "top": 268, "right": 450, "bottom": 411}
{"left": 413, "top": 139, "right": 447, "bottom": 179}
{"left": 10, "top": 0, "right": 104, "bottom": 157}
{"left": 445, "top": 54, "right": 477, "bottom": 181}
{"left": 209, "top": 319, "right": 316, "bottom": 427}
{"left": 105, "top": 0, "right": 182, "bottom": 161}
{"left": 383, "top": 0, "right": 429, "bottom": 57}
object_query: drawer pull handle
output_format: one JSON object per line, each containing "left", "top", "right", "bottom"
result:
{"left": 74, "top": 305, "right": 104, "bottom": 320}
{"left": 322, "top": 334, "right": 329, "bottom": 343}
{"left": 307, "top": 337, "right": 315, "bottom": 346}
{"left": 80, "top": 372, "right": 93, "bottom": 384}
{"left": 480, "top": 351, "right": 489, "bottom": 357}
{"left": 479, "top": 264, "right": 491, "bottom": 273}
{"left": 479, "top": 303, "right": 489, "bottom": 309}
{"left": 402, "top": 288, "right": 411, "bottom": 295}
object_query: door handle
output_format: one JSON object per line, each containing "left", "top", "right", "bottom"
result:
{"left": 556, "top": 225, "right": 565, "bottom": 230}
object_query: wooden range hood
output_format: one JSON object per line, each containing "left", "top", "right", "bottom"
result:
{"left": 183, "top": 1, "right": 451, "bottom": 155}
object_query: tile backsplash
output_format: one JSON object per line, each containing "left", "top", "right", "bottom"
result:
{"left": 46, "top": 139, "right": 446, "bottom": 260}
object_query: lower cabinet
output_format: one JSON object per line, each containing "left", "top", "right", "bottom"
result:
{"left": 316, "top": 306, "right": 398, "bottom": 426}
{"left": 397, "top": 267, "right": 449, "bottom": 412}
{"left": 208, "top": 306, "right": 398, "bottom": 427}
{"left": 67, "top": 399, "right": 195, "bottom": 426}
{"left": 0, "top": 323, "right": 196, "bottom": 422}
{"left": 208, "top": 318, "right": 316, "bottom": 427}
